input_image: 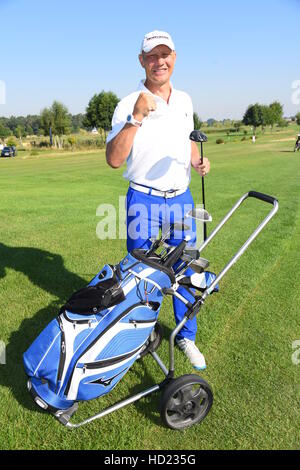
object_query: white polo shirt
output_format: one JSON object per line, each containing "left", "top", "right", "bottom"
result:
{"left": 106, "top": 80, "right": 194, "bottom": 191}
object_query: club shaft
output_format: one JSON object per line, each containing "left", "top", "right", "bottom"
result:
{"left": 200, "top": 141, "right": 207, "bottom": 240}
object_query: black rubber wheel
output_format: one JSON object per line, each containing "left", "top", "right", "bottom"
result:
{"left": 160, "top": 374, "right": 213, "bottom": 430}
{"left": 139, "top": 322, "right": 163, "bottom": 358}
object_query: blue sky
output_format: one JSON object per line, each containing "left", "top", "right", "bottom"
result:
{"left": 0, "top": 0, "right": 299, "bottom": 120}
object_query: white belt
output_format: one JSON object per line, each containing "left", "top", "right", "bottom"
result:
{"left": 130, "top": 182, "right": 187, "bottom": 199}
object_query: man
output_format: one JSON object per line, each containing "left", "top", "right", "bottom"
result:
{"left": 106, "top": 31, "right": 210, "bottom": 370}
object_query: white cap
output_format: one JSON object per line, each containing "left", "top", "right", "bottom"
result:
{"left": 141, "top": 30, "right": 175, "bottom": 53}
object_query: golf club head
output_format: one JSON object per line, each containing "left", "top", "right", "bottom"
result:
{"left": 186, "top": 208, "right": 212, "bottom": 222}
{"left": 190, "top": 130, "right": 208, "bottom": 143}
{"left": 189, "top": 273, "right": 208, "bottom": 289}
{"left": 161, "top": 221, "right": 190, "bottom": 238}
{"left": 182, "top": 247, "right": 200, "bottom": 260}
{"left": 189, "top": 257, "right": 210, "bottom": 273}
{"left": 172, "top": 222, "right": 190, "bottom": 232}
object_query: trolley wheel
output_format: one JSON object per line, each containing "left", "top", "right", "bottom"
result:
{"left": 160, "top": 374, "right": 213, "bottom": 430}
{"left": 139, "top": 322, "right": 163, "bottom": 358}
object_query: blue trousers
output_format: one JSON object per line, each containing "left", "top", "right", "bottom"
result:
{"left": 126, "top": 186, "right": 198, "bottom": 341}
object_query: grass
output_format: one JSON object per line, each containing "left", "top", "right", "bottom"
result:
{"left": 0, "top": 125, "right": 299, "bottom": 450}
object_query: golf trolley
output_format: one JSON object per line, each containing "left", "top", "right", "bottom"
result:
{"left": 24, "top": 189, "right": 278, "bottom": 430}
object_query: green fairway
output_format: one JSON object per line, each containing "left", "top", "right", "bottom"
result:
{"left": 0, "top": 127, "right": 299, "bottom": 450}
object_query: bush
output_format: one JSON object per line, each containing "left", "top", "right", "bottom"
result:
{"left": 73, "top": 137, "right": 106, "bottom": 150}
{"left": 39, "top": 140, "right": 51, "bottom": 148}
{"left": 216, "top": 138, "right": 224, "bottom": 144}
{"left": 6, "top": 137, "right": 17, "bottom": 147}
{"left": 67, "top": 136, "right": 77, "bottom": 147}
{"left": 241, "top": 137, "right": 247, "bottom": 141}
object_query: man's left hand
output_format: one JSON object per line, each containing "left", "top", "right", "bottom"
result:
{"left": 192, "top": 157, "right": 210, "bottom": 176}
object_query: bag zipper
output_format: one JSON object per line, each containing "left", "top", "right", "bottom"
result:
{"left": 80, "top": 345, "right": 143, "bottom": 372}
{"left": 62, "top": 311, "right": 94, "bottom": 328}
{"left": 56, "top": 316, "right": 66, "bottom": 391}
{"left": 129, "top": 318, "right": 156, "bottom": 326}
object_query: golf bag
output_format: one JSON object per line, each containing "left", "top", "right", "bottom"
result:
{"left": 23, "top": 251, "right": 173, "bottom": 414}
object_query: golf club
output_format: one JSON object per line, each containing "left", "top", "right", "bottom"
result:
{"left": 190, "top": 130, "right": 208, "bottom": 240}
{"left": 146, "top": 221, "right": 191, "bottom": 256}
{"left": 186, "top": 208, "right": 212, "bottom": 222}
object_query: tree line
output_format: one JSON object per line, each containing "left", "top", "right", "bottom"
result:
{"left": 0, "top": 111, "right": 85, "bottom": 141}
{"left": 0, "top": 91, "right": 120, "bottom": 145}
{"left": 1, "top": 92, "right": 299, "bottom": 145}
{"left": 242, "top": 101, "right": 300, "bottom": 134}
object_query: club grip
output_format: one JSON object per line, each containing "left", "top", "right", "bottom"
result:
{"left": 248, "top": 191, "right": 278, "bottom": 205}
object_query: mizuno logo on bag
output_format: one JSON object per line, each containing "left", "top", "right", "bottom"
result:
{"left": 88, "top": 368, "right": 127, "bottom": 387}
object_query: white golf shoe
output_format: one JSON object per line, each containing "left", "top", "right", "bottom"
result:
{"left": 176, "top": 338, "right": 207, "bottom": 370}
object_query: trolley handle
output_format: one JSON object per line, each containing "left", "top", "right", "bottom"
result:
{"left": 248, "top": 191, "right": 278, "bottom": 206}
{"left": 180, "top": 190, "right": 279, "bottom": 321}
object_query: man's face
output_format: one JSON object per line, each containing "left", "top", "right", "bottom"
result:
{"left": 139, "top": 45, "right": 176, "bottom": 87}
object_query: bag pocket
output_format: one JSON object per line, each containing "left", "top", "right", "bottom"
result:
{"left": 60, "top": 266, "right": 125, "bottom": 315}
{"left": 23, "top": 319, "right": 62, "bottom": 389}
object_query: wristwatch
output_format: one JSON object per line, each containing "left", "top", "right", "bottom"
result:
{"left": 126, "top": 114, "right": 143, "bottom": 127}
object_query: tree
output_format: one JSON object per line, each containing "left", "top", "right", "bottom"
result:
{"left": 295, "top": 112, "right": 300, "bottom": 126}
{"left": 26, "top": 125, "right": 33, "bottom": 136}
{"left": 6, "top": 136, "right": 17, "bottom": 147}
{"left": 84, "top": 91, "right": 120, "bottom": 137}
{"left": 269, "top": 101, "right": 283, "bottom": 130}
{"left": 40, "top": 107, "right": 54, "bottom": 135}
{"left": 71, "top": 113, "right": 85, "bottom": 133}
{"left": 51, "top": 101, "right": 71, "bottom": 136}
{"left": 206, "top": 118, "right": 216, "bottom": 127}
{"left": 25, "top": 115, "right": 41, "bottom": 135}
{"left": 260, "top": 105, "right": 272, "bottom": 133}
{"left": 242, "top": 104, "right": 262, "bottom": 135}
{"left": 193, "top": 112, "right": 202, "bottom": 130}
{"left": 243, "top": 101, "right": 284, "bottom": 134}
{"left": 40, "top": 101, "right": 71, "bottom": 148}
{"left": 15, "top": 125, "right": 26, "bottom": 144}
{"left": 233, "top": 121, "right": 242, "bottom": 133}
{"left": 0, "top": 123, "right": 12, "bottom": 142}
{"left": 5, "top": 115, "right": 18, "bottom": 134}
{"left": 277, "top": 118, "right": 288, "bottom": 128}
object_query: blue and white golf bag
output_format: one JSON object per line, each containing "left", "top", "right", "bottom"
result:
{"left": 23, "top": 251, "right": 173, "bottom": 413}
